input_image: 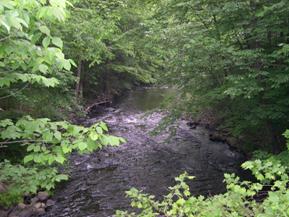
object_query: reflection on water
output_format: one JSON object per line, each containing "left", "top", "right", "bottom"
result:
{"left": 119, "top": 87, "right": 176, "bottom": 111}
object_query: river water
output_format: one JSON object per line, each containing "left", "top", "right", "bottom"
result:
{"left": 44, "top": 88, "right": 244, "bottom": 217}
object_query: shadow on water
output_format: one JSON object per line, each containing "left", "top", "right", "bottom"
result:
{"left": 43, "top": 87, "right": 245, "bottom": 217}
{"left": 116, "top": 87, "right": 175, "bottom": 112}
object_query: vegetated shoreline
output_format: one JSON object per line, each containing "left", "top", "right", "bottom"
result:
{"left": 0, "top": 92, "right": 247, "bottom": 217}
{"left": 187, "top": 110, "right": 250, "bottom": 157}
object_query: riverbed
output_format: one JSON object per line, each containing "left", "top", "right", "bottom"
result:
{"left": 44, "top": 88, "right": 244, "bottom": 217}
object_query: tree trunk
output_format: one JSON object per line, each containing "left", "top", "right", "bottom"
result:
{"left": 76, "top": 59, "right": 83, "bottom": 100}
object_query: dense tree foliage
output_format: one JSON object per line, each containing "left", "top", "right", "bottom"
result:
{"left": 0, "top": 0, "right": 78, "bottom": 119}
{"left": 0, "top": 0, "right": 123, "bottom": 207}
{"left": 53, "top": 0, "right": 163, "bottom": 101}
{"left": 0, "top": 0, "right": 289, "bottom": 215}
{"left": 153, "top": 0, "right": 289, "bottom": 150}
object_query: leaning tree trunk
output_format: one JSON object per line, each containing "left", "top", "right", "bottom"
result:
{"left": 76, "top": 59, "right": 83, "bottom": 100}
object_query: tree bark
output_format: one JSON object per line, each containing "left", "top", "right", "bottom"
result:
{"left": 76, "top": 59, "right": 83, "bottom": 100}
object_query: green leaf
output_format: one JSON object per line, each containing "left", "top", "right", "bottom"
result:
{"left": 61, "top": 143, "right": 71, "bottom": 154}
{"left": 42, "top": 131, "right": 53, "bottom": 141}
{"left": 96, "top": 127, "right": 103, "bottom": 134}
{"left": 41, "top": 77, "right": 59, "bottom": 87}
{"left": 0, "top": 19, "right": 10, "bottom": 32}
{"left": 39, "top": 25, "right": 50, "bottom": 35}
{"left": 55, "top": 174, "right": 68, "bottom": 182}
{"left": 69, "top": 59, "right": 77, "bottom": 67}
{"left": 62, "top": 60, "right": 71, "bottom": 71}
{"left": 99, "top": 122, "right": 108, "bottom": 131}
{"left": 42, "top": 36, "right": 50, "bottom": 48}
{"left": 39, "top": 64, "right": 48, "bottom": 74}
{"left": 54, "top": 131, "right": 61, "bottom": 140}
{"left": 52, "top": 37, "right": 63, "bottom": 48}
{"left": 1, "top": 125, "right": 21, "bottom": 139}
{"left": 108, "top": 136, "right": 120, "bottom": 146}
{"left": 0, "top": 119, "right": 13, "bottom": 127}
{"left": 55, "top": 155, "right": 65, "bottom": 164}
{"left": 48, "top": 155, "right": 55, "bottom": 165}
{"left": 77, "top": 142, "right": 87, "bottom": 151}
{"left": 89, "top": 131, "right": 99, "bottom": 141}
{"left": 23, "top": 155, "right": 33, "bottom": 164}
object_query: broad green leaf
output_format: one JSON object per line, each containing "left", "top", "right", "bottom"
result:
{"left": 55, "top": 174, "right": 68, "bottom": 182}
{"left": 1, "top": 125, "right": 21, "bottom": 139}
{"left": 61, "top": 143, "right": 71, "bottom": 154}
{"left": 52, "top": 37, "right": 63, "bottom": 48}
{"left": 42, "top": 36, "right": 50, "bottom": 48}
{"left": 62, "top": 60, "right": 71, "bottom": 71}
{"left": 89, "top": 131, "right": 99, "bottom": 141}
{"left": 39, "top": 25, "right": 50, "bottom": 35}
{"left": 77, "top": 142, "right": 87, "bottom": 151}
{"left": 23, "top": 155, "right": 33, "bottom": 164}
{"left": 0, "top": 119, "right": 13, "bottom": 127}
{"left": 39, "top": 64, "right": 48, "bottom": 74}
{"left": 54, "top": 131, "right": 61, "bottom": 140}
{"left": 55, "top": 155, "right": 65, "bottom": 164}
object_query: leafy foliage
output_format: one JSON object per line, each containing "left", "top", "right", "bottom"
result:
{"left": 1, "top": 0, "right": 289, "bottom": 213}
{"left": 116, "top": 159, "right": 289, "bottom": 217}
{"left": 0, "top": 0, "right": 125, "bottom": 207}
{"left": 0, "top": 0, "right": 73, "bottom": 87}
{"left": 149, "top": 0, "right": 289, "bottom": 150}
{"left": 117, "top": 132, "right": 289, "bottom": 216}
{"left": 54, "top": 0, "right": 163, "bottom": 100}
{"left": 0, "top": 161, "right": 68, "bottom": 207}
{"left": 0, "top": 0, "right": 77, "bottom": 119}
{"left": 0, "top": 116, "right": 124, "bottom": 206}
{"left": 0, "top": 117, "right": 123, "bottom": 165}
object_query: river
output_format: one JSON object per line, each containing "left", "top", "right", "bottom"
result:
{"left": 44, "top": 88, "right": 244, "bottom": 217}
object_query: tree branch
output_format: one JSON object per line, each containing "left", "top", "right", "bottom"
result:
{"left": 0, "top": 84, "right": 29, "bottom": 100}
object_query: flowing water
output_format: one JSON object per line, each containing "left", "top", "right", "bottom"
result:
{"left": 44, "top": 88, "right": 244, "bottom": 217}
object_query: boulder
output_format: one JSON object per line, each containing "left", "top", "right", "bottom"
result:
{"left": 0, "top": 209, "right": 8, "bottom": 217}
{"left": 35, "top": 208, "right": 45, "bottom": 215}
{"left": 9, "top": 205, "right": 46, "bottom": 217}
{"left": 37, "top": 192, "right": 49, "bottom": 202}
{"left": 18, "top": 203, "right": 26, "bottom": 209}
{"left": 46, "top": 199, "right": 56, "bottom": 207}
{"left": 209, "top": 132, "right": 226, "bottom": 143}
{"left": 34, "top": 202, "right": 42, "bottom": 209}
{"left": 30, "top": 197, "right": 39, "bottom": 205}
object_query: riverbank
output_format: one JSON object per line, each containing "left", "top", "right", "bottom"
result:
{"left": 41, "top": 88, "right": 244, "bottom": 217}
{"left": 0, "top": 88, "right": 246, "bottom": 217}
{"left": 186, "top": 109, "right": 248, "bottom": 155}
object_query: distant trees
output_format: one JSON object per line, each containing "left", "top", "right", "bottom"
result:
{"left": 116, "top": 2, "right": 289, "bottom": 216}
{"left": 154, "top": 0, "right": 289, "bottom": 150}
{"left": 56, "top": 0, "right": 162, "bottom": 101}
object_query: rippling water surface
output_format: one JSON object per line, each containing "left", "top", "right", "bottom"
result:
{"left": 44, "top": 88, "right": 244, "bottom": 217}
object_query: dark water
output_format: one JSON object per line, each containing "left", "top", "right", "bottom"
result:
{"left": 44, "top": 88, "right": 244, "bottom": 217}
{"left": 117, "top": 87, "right": 175, "bottom": 111}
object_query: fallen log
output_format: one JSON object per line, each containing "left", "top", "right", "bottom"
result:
{"left": 85, "top": 99, "right": 112, "bottom": 113}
